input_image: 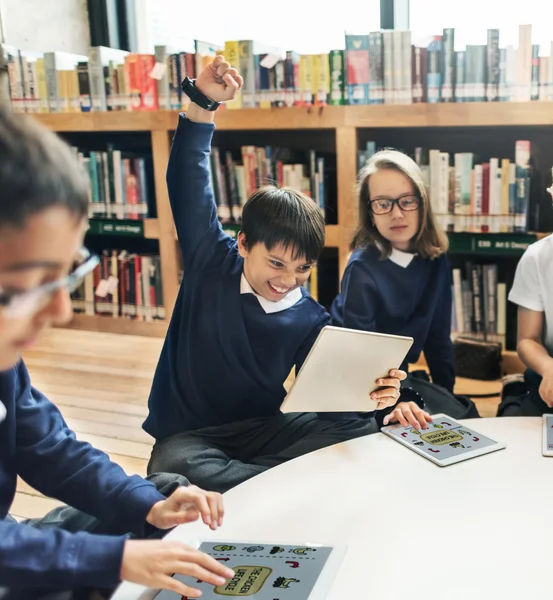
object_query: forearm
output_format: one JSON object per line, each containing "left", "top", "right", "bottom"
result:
{"left": 518, "top": 338, "right": 553, "bottom": 377}
{"left": 0, "top": 521, "right": 125, "bottom": 589}
{"left": 167, "top": 111, "right": 219, "bottom": 264}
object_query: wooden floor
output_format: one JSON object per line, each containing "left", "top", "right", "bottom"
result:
{"left": 14, "top": 328, "right": 502, "bottom": 520}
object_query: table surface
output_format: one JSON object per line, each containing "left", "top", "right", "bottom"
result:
{"left": 112, "top": 417, "right": 553, "bottom": 600}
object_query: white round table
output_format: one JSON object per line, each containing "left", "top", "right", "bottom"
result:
{"left": 112, "top": 417, "right": 553, "bottom": 600}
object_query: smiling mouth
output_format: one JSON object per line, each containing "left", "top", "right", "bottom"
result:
{"left": 268, "top": 282, "right": 291, "bottom": 295}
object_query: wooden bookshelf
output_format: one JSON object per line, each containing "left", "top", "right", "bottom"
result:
{"left": 29, "top": 102, "right": 552, "bottom": 340}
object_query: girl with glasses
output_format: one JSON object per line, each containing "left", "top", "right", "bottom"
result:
{"left": 331, "top": 149, "right": 456, "bottom": 430}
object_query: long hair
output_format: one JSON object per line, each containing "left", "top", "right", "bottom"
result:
{"left": 350, "top": 149, "right": 449, "bottom": 260}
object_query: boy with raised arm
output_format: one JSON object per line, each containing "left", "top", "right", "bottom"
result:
{"left": 144, "top": 56, "right": 406, "bottom": 493}
{"left": 0, "top": 108, "right": 234, "bottom": 600}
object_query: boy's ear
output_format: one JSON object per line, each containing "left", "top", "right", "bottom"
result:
{"left": 237, "top": 231, "right": 248, "bottom": 258}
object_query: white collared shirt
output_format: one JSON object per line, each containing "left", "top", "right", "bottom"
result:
{"left": 240, "top": 273, "right": 303, "bottom": 314}
{"left": 0, "top": 399, "right": 5, "bottom": 423}
{"left": 388, "top": 247, "right": 416, "bottom": 268}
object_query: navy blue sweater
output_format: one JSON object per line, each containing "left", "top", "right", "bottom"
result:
{"left": 331, "top": 246, "right": 455, "bottom": 393}
{"left": 0, "top": 361, "right": 165, "bottom": 592}
{"left": 143, "top": 115, "right": 331, "bottom": 439}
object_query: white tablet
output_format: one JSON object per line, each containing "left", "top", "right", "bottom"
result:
{"left": 381, "top": 413, "right": 506, "bottom": 466}
{"left": 542, "top": 414, "right": 553, "bottom": 457}
{"left": 280, "top": 325, "right": 413, "bottom": 414}
{"left": 122, "top": 539, "right": 346, "bottom": 600}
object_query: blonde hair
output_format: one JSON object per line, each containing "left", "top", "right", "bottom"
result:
{"left": 350, "top": 149, "right": 449, "bottom": 260}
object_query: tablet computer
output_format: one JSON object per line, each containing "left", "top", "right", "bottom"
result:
{"left": 280, "top": 325, "right": 413, "bottom": 414}
{"left": 113, "top": 539, "right": 346, "bottom": 600}
{"left": 381, "top": 413, "right": 506, "bottom": 466}
{"left": 542, "top": 414, "right": 553, "bottom": 457}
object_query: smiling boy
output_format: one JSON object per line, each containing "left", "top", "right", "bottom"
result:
{"left": 144, "top": 57, "right": 405, "bottom": 493}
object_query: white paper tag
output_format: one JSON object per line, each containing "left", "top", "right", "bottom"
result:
{"left": 95, "top": 279, "right": 110, "bottom": 298}
{"left": 260, "top": 54, "right": 280, "bottom": 70}
{"left": 106, "top": 275, "right": 119, "bottom": 294}
{"left": 150, "top": 62, "right": 167, "bottom": 80}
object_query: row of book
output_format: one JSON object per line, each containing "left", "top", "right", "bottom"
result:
{"left": 208, "top": 146, "right": 328, "bottom": 223}
{"left": 71, "top": 250, "right": 165, "bottom": 320}
{"left": 357, "top": 140, "right": 534, "bottom": 233}
{"left": 451, "top": 262, "right": 507, "bottom": 345}
{"left": 4, "top": 23, "right": 553, "bottom": 113}
{"left": 72, "top": 145, "right": 155, "bottom": 220}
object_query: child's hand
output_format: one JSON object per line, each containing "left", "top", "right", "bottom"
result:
{"left": 195, "top": 55, "right": 243, "bottom": 103}
{"left": 121, "top": 539, "right": 234, "bottom": 596}
{"left": 370, "top": 369, "right": 407, "bottom": 410}
{"left": 382, "top": 401, "right": 433, "bottom": 430}
{"left": 146, "top": 485, "right": 224, "bottom": 531}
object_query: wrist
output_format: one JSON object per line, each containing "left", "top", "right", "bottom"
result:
{"left": 186, "top": 102, "right": 215, "bottom": 124}
{"left": 145, "top": 500, "right": 161, "bottom": 526}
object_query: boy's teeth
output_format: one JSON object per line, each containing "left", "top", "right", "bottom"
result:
{"left": 271, "top": 284, "right": 288, "bottom": 293}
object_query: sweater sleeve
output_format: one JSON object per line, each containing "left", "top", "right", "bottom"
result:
{"left": 5, "top": 361, "right": 166, "bottom": 588}
{"left": 0, "top": 519, "right": 126, "bottom": 590}
{"left": 423, "top": 257, "right": 456, "bottom": 393}
{"left": 167, "top": 113, "right": 234, "bottom": 269}
{"left": 338, "top": 260, "right": 379, "bottom": 332}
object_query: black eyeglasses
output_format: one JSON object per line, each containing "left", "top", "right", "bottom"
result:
{"left": 369, "top": 194, "right": 421, "bottom": 215}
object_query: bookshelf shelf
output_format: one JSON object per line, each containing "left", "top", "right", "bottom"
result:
{"left": 447, "top": 232, "right": 539, "bottom": 256}
{"left": 66, "top": 314, "right": 168, "bottom": 337}
{"left": 345, "top": 101, "right": 553, "bottom": 128}
{"left": 32, "top": 102, "right": 553, "bottom": 134}
{"left": 28, "top": 102, "right": 551, "bottom": 340}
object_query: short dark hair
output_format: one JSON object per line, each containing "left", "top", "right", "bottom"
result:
{"left": 241, "top": 186, "right": 325, "bottom": 263}
{"left": 0, "top": 107, "right": 89, "bottom": 229}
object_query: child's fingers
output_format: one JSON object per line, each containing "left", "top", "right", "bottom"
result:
{"left": 424, "top": 411, "right": 433, "bottom": 423}
{"left": 222, "top": 72, "right": 240, "bottom": 90}
{"left": 388, "top": 369, "right": 407, "bottom": 380}
{"left": 215, "top": 59, "right": 231, "bottom": 77}
{"left": 375, "top": 377, "right": 401, "bottom": 390}
{"left": 394, "top": 409, "right": 409, "bottom": 428}
{"left": 401, "top": 405, "right": 421, "bottom": 430}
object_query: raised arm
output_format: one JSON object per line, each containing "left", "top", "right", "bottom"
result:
{"left": 167, "top": 57, "right": 243, "bottom": 267}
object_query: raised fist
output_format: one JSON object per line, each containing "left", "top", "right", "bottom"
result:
{"left": 194, "top": 55, "right": 243, "bottom": 103}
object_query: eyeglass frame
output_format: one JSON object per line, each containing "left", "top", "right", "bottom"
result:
{"left": 0, "top": 247, "right": 100, "bottom": 319}
{"left": 368, "top": 194, "right": 422, "bottom": 215}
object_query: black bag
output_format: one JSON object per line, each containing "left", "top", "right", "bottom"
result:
{"left": 402, "top": 371, "right": 481, "bottom": 420}
{"left": 453, "top": 336, "right": 502, "bottom": 381}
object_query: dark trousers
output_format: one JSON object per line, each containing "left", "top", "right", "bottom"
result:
{"left": 520, "top": 369, "right": 552, "bottom": 416}
{"left": 2, "top": 472, "right": 189, "bottom": 600}
{"left": 147, "top": 412, "right": 378, "bottom": 494}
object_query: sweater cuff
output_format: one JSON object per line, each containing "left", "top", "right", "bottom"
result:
{"left": 114, "top": 482, "right": 166, "bottom": 537}
{"left": 73, "top": 532, "right": 127, "bottom": 588}
{"left": 175, "top": 112, "right": 215, "bottom": 147}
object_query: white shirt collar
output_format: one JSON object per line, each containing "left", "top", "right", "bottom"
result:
{"left": 240, "top": 273, "right": 303, "bottom": 314}
{"left": 389, "top": 247, "right": 416, "bottom": 268}
{"left": 0, "top": 399, "right": 5, "bottom": 423}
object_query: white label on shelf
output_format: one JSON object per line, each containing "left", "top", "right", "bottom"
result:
{"left": 150, "top": 62, "right": 167, "bottom": 80}
{"left": 260, "top": 54, "right": 280, "bottom": 70}
{"left": 95, "top": 279, "right": 110, "bottom": 298}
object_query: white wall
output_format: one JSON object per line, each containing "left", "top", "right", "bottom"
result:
{"left": 0, "top": 0, "right": 89, "bottom": 54}
{"left": 140, "top": 0, "right": 380, "bottom": 54}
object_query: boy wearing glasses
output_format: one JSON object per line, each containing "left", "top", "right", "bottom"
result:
{"left": 0, "top": 109, "right": 235, "bottom": 599}
{"left": 331, "top": 149, "right": 453, "bottom": 430}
